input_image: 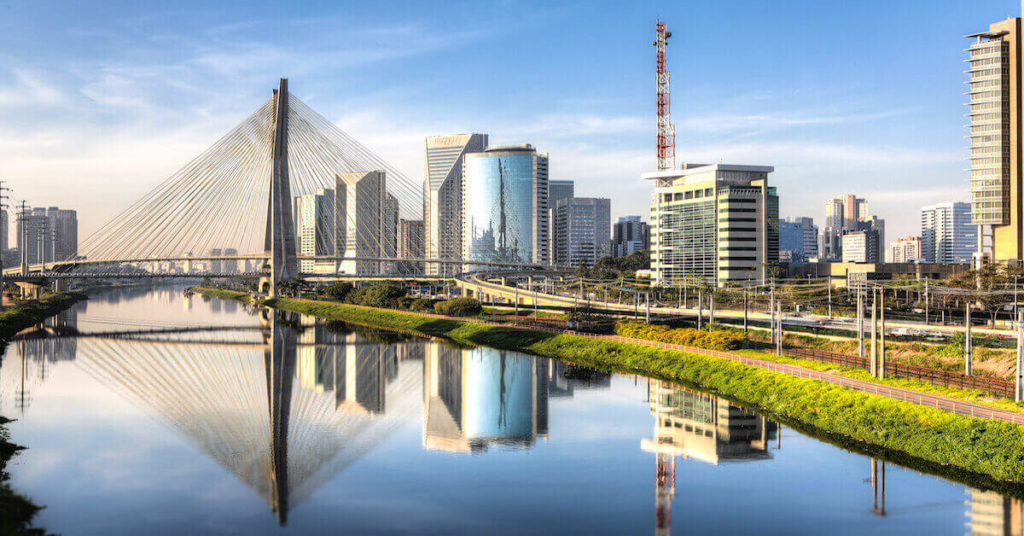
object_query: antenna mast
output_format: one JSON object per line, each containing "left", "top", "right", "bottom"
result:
{"left": 654, "top": 19, "right": 675, "bottom": 171}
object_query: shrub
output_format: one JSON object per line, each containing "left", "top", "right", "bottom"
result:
{"left": 434, "top": 297, "right": 482, "bottom": 317}
{"left": 410, "top": 297, "right": 435, "bottom": 313}
{"left": 348, "top": 282, "right": 407, "bottom": 309}
{"left": 324, "top": 282, "right": 354, "bottom": 301}
{"left": 614, "top": 320, "right": 746, "bottom": 351}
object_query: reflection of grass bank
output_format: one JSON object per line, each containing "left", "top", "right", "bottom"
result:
{"left": 0, "top": 291, "right": 87, "bottom": 341}
{"left": 0, "top": 417, "right": 49, "bottom": 535}
{"left": 196, "top": 288, "right": 1024, "bottom": 486}
{"left": 0, "top": 291, "right": 84, "bottom": 535}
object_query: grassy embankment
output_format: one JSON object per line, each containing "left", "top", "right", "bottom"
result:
{"left": 199, "top": 287, "right": 1024, "bottom": 489}
{"left": 0, "top": 292, "right": 86, "bottom": 341}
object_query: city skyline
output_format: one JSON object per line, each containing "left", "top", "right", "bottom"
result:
{"left": 0, "top": 1, "right": 1015, "bottom": 243}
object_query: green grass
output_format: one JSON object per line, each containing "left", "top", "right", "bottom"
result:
{"left": 0, "top": 292, "right": 86, "bottom": 341}
{"left": 197, "top": 288, "right": 1024, "bottom": 487}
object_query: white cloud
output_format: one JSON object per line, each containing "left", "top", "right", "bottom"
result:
{"left": 0, "top": 70, "right": 66, "bottom": 108}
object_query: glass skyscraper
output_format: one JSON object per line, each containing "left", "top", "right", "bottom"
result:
{"left": 462, "top": 145, "right": 549, "bottom": 267}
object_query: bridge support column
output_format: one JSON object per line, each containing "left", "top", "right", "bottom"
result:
{"left": 16, "top": 282, "right": 43, "bottom": 300}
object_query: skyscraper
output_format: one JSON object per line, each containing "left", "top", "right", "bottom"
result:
{"left": 551, "top": 197, "right": 611, "bottom": 267}
{"left": 462, "top": 145, "right": 549, "bottom": 267}
{"left": 920, "top": 202, "right": 975, "bottom": 264}
{"left": 780, "top": 217, "right": 818, "bottom": 262}
{"left": 967, "top": 15, "right": 1022, "bottom": 264}
{"left": 646, "top": 164, "right": 778, "bottom": 286}
{"left": 548, "top": 180, "right": 574, "bottom": 208}
{"left": 424, "top": 134, "right": 488, "bottom": 276}
{"left": 820, "top": 195, "right": 882, "bottom": 261}
{"left": 336, "top": 171, "right": 397, "bottom": 275}
{"left": 612, "top": 216, "right": 650, "bottom": 258}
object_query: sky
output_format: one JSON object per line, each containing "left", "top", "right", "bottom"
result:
{"left": 0, "top": 0, "right": 1018, "bottom": 243}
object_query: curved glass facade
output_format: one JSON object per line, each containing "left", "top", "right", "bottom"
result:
{"left": 463, "top": 147, "right": 545, "bottom": 265}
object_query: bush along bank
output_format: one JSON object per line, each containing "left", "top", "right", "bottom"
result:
{"left": 196, "top": 290, "right": 1024, "bottom": 486}
{"left": 614, "top": 320, "right": 747, "bottom": 351}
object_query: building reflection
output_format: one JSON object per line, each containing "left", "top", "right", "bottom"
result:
{"left": 423, "top": 344, "right": 550, "bottom": 453}
{"left": 2, "top": 304, "right": 83, "bottom": 412}
{"left": 968, "top": 489, "right": 1024, "bottom": 536}
{"left": 641, "top": 380, "right": 777, "bottom": 536}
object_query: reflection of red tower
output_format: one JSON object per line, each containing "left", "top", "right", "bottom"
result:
{"left": 655, "top": 451, "right": 676, "bottom": 536}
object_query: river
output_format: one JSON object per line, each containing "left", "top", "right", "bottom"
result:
{"left": 0, "top": 285, "right": 1016, "bottom": 535}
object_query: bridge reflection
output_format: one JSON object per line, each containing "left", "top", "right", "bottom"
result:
{"left": 0, "top": 309, "right": 612, "bottom": 524}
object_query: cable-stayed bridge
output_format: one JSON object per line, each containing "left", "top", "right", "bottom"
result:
{"left": 4, "top": 79, "right": 552, "bottom": 295}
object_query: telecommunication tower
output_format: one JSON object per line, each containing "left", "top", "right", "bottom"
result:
{"left": 653, "top": 19, "right": 675, "bottom": 171}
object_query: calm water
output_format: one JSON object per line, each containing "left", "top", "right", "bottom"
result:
{"left": 0, "top": 285, "right": 1016, "bottom": 535}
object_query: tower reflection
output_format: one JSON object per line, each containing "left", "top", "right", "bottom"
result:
{"left": 641, "top": 380, "right": 777, "bottom": 536}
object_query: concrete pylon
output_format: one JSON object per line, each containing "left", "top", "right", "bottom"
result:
{"left": 264, "top": 78, "right": 299, "bottom": 297}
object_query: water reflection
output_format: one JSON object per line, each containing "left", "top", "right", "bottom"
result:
{"left": 1, "top": 289, "right": 1022, "bottom": 534}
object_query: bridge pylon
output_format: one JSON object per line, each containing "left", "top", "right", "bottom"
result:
{"left": 263, "top": 78, "right": 299, "bottom": 297}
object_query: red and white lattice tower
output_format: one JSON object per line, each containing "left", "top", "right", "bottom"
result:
{"left": 653, "top": 19, "right": 674, "bottom": 171}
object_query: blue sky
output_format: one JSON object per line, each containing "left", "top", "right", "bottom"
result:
{"left": 0, "top": 0, "right": 1017, "bottom": 240}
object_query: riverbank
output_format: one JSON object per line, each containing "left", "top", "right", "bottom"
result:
{"left": 0, "top": 291, "right": 88, "bottom": 341}
{"left": 197, "top": 288, "right": 1024, "bottom": 487}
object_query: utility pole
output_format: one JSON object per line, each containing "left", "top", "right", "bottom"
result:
{"left": 1017, "top": 310, "right": 1023, "bottom": 403}
{"left": 769, "top": 282, "right": 776, "bottom": 344}
{"left": 827, "top": 275, "right": 832, "bottom": 318}
{"left": 965, "top": 302, "right": 973, "bottom": 376}
{"left": 870, "top": 288, "right": 878, "bottom": 378}
{"left": 645, "top": 292, "right": 651, "bottom": 323}
{"left": 857, "top": 287, "right": 865, "bottom": 358}
{"left": 709, "top": 291, "right": 715, "bottom": 325}
{"left": 879, "top": 290, "right": 886, "bottom": 380}
{"left": 514, "top": 286, "right": 519, "bottom": 315}
{"left": 18, "top": 201, "right": 30, "bottom": 276}
{"left": 743, "top": 287, "right": 749, "bottom": 334}
{"left": 697, "top": 289, "right": 703, "bottom": 330}
{"left": 776, "top": 301, "right": 783, "bottom": 356}
{"left": 924, "top": 280, "right": 929, "bottom": 325}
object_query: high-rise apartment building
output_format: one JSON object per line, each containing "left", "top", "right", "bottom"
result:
{"left": 780, "top": 217, "right": 818, "bottom": 262}
{"left": 0, "top": 209, "right": 8, "bottom": 253}
{"left": 397, "top": 219, "right": 424, "bottom": 274}
{"left": 336, "top": 171, "right": 398, "bottom": 275}
{"left": 462, "top": 145, "right": 549, "bottom": 267}
{"left": 967, "top": 16, "right": 1022, "bottom": 264}
{"left": 551, "top": 197, "right": 611, "bottom": 267}
{"left": 423, "top": 134, "right": 488, "bottom": 275}
{"left": 612, "top": 216, "right": 650, "bottom": 258}
{"left": 646, "top": 164, "right": 778, "bottom": 286}
{"left": 887, "top": 236, "right": 923, "bottom": 263}
{"left": 920, "top": 201, "right": 975, "bottom": 264}
{"left": 16, "top": 206, "right": 77, "bottom": 265}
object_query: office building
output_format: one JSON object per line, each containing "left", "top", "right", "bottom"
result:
{"left": 551, "top": 197, "right": 611, "bottom": 267}
{"left": 462, "top": 145, "right": 549, "bottom": 267}
{"left": 612, "top": 216, "right": 650, "bottom": 258}
{"left": 887, "top": 236, "right": 923, "bottom": 263}
{"left": 424, "top": 134, "right": 488, "bottom": 275}
{"left": 842, "top": 230, "right": 881, "bottom": 263}
{"left": 921, "top": 201, "right": 976, "bottom": 264}
{"left": 548, "top": 180, "right": 574, "bottom": 208}
{"left": 397, "top": 219, "right": 425, "bottom": 274}
{"left": 645, "top": 163, "right": 778, "bottom": 286}
{"left": 223, "top": 248, "right": 238, "bottom": 274}
{"left": 779, "top": 217, "right": 818, "bottom": 262}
